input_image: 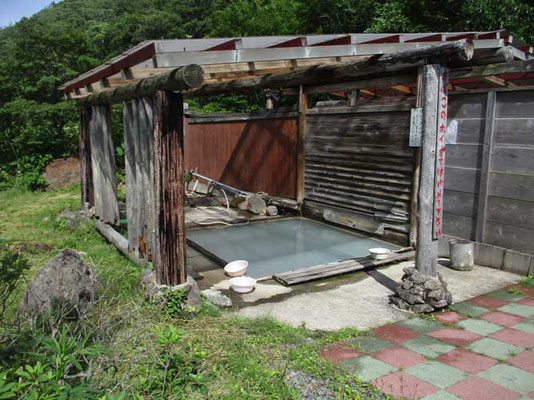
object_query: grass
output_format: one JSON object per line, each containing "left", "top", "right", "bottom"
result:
{"left": 0, "top": 185, "right": 389, "bottom": 399}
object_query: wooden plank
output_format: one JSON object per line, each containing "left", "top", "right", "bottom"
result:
{"left": 485, "top": 221, "right": 534, "bottom": 255}
{"left": 79, "top": 105, "right": 94, "bottom": 210}
{"left": 139, "top": 97, "right": 156, "bottom": 259}
{"left": 494, "top": 90, "right": 534, "bottom": 118}
{"left": 443, "top": 190, "right": 477, "bottom": 217}
{"left": 297, "top": 85, "right": 307, "bottom": 203}
{"left": 475, "top": 91, "right": 496, "bottom": 242}
{"left": 443, "top": 212, "right": 476, "bottom": 240}
{"left": 88, "top": 105, "right": 119, "bottom": 224}
{"left": 448, "top": 118, "right": 485, "bottom": 144}
{"left": 273, "top": 250, "right": 415, "bottom": 285}
{"left": 494, "top": 118, "right": 534, "bottom": 146}
{"left": 410, "top": 66, "right": 423, "bottom": 246}
{"left": 445, "top": 144, "right": 483, "bottom": 169}
{"left": 153, "top": 91, "right": 187, "bottom": 285}
{"left": 444, "top": 167, "right": 480, "bottom": 193}
{"left": 489, "top": 172, "right": 534, "bottom": 202}
{"left": 416, "top": 64, "right": 441, "bottom": 276}
{"left": 487, "top": 196, "right": 534, "bottom": 230}
{"left": 305, "top": 73, "right": 415, "bottom": 94}
{"left": 448, "top": 93, "right": 487, "bottom": 119}
{"left": 123, "top": 101, "right": 140, "bottom": 257}
{"left": 491, "top": 146, "right": 534, "bottom": 174}
{"left": 306, "top": 102, "right": 414, "bottom": 114}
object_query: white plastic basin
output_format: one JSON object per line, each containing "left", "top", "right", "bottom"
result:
{"left": 229, "top": 276, "right": 256, "bottom": 293}
{"left": 368, "top": 248, "right": 391, "bottom": 260}
{"left": 224, "top": 260, "right": 249, "bottom": 277}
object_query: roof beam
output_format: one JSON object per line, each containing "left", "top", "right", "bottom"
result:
{"left": 193, "top": 40, "right": 474, "bottom": 94}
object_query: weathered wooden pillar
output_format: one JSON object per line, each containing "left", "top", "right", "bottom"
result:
{"left": 415, "top": 64, "right": 448, "bottom": 278}
{"left": 296, "top": 85, "right": 308, "bottom": 202}
{"left": 153, "top": 90, "right": 187, "bottom": 285}
{"left": 88, "top": 105, "right": 119, "bottom": 224}
{"left": 79, "top": 105, "right": 94, "bottom": 210}
{"left": 123, "top": 98, "right": 155, "bottom": 262}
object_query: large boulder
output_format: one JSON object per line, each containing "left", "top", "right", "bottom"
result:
{"left": 23, "top": 249, "right": 95, "bottom": 318}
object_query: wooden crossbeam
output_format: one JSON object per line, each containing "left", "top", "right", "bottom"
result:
{"left": 483, "top": 75, "right": 506, "bottom": 86}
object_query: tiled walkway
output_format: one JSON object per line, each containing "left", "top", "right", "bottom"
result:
{"left": 321, "top": 284, "right": 534, "bottom": 400}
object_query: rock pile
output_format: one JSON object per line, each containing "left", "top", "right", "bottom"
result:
{"left": 390, "top": 266, "right": 452, "bottom": 313}
{"left": 140, "top": 270, "right": 202, "bottom": 312}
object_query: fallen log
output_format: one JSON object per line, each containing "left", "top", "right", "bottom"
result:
{"left": 95, "top": 220, "right": 145, "bottom": 266}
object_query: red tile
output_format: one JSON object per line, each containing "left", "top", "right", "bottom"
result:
{"left": 480, "top": 311, "right": 526, "bottom": 327}
{"left": 489, "top": 328, "right": 534, "bottom": 348}
{"left": 372, "top": 323, "right": 422, "bottom": 344}
{"left": 436, "top": 348, "right": 498, "bottom": 374}
{"left": 373, "top": 371, "right": 438, "bottom": 399}
{"left": 467, "top": 295, "right": 509, "bottom": 309}
{"left": 517, "top": 297, "right": 534, "bottom": 306}
{"left": 428, "top": 327, "right": 482, "bottom": 346}
{"left": 373, "top": 346, "right": 426, "bottom": 369}
{"left": 447, "top": 376, "right": 521, "bottom": 400}
{"left": 320, "top": 344, "right": 362, "bottom": 364}
{"left": 435, "top": 311, "right": 468, "bottom": 324}
{"left": 508, "top": 351, "right": 534, "bottom": 373}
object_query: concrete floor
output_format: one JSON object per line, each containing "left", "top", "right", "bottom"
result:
{"left": 187, "top": 246, "right": 522, "bottom": 331}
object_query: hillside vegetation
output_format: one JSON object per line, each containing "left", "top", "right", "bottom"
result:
{"left": 0, "top": 0, "right": 533, "bottom": 190}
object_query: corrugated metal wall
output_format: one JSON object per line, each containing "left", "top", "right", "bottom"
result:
{"left": 445, "top": 90, "right": 534, "bottom": 256}
{"left": 303, "top": 104, "right": 415, "bottom": 245}
{"left": 184, "top": 112, "right": 298, "bottom": 198}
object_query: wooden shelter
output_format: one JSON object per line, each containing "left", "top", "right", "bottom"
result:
{"left": 62, "top": 31, "right": 534, "bottom": 287}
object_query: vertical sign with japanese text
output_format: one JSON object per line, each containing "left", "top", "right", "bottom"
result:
{"left": 433, "top": 67, "right": 448, "bottom": 239}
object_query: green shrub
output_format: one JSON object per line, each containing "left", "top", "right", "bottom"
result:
{"left": 0, "top": 154, "right": 53, "bottom": 192}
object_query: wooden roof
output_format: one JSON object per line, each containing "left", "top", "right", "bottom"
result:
{"left": 60, "top": 30, "right": 533, "bottom": 100}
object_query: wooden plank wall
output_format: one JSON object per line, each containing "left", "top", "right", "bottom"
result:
{"left": 443, "top": 93, "right": 486, "bottom": 240}
{"left": 123, "top": 97, "right": 155, "bottom": 261}
{"left": 303, "top": 105, "right": 414, "bottom": 245}
{"left": 184, "top": 113, "right": 298, "bottom": 198}
{"left": 88, "top": 105, "right": 119, "bottom": 224}
{"left": 445, "top": 90, "right": 534, "bottom": 255}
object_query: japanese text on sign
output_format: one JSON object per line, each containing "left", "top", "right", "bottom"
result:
{"left": 433, "top": 67, "right": 448, "bottom": 239}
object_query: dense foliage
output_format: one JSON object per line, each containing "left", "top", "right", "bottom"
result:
{"left": 0, "top": 0, "right": 533, "bottom": 189}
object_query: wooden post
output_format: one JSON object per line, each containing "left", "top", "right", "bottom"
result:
{"left": 153, "top": 90, "right": 187, "bottom": 285}
{"left": 79, "top": 105, "right": 94, "bottom": 210}
{"left": 296, "top": 85, "right": 308, "bottom": 202}
{"left": 409, "top": 67, "right": 424, "bottom": 246}
{"left": 475, "top": 90, "right": 496, "bottom": 242}
{"left": 415, "top": 64, "right": 444, "bottom": 277}
{"left": 349, "top": 90, "right": 359, "bottom": 106}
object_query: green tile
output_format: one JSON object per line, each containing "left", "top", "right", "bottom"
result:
{"left": 340, "top": 355, "right": 397, "bottom": 382}
{"left": 457, "top": 318, "right": 503, "bottom": 336}
{"left": 449, "top": 302, "right": 489, "bottom": 317}
{"left": 398, "top": 317, "right": 443, "bottom": 333}
{"left": 487, "top": 289, "right": 527, "bottom": 302}
{"left": 465, "top": 338, "right": 523, "bottom": 360}
{"left": 405, "top": 360, "right": 468, "bottom": 388}
{"left": 512, "top": 319, "right": 534, "bottom": 334}
{"left": 479, "top": 364, "right": 534, "bottom": 395}
{"left": 498, "top": 303, "right": 534, "bottom": 318}
{"left": 349, "top": 335, "right": 393, "bottom": 353}
{"left": 421, "top": 390, "right": 462, "bottom": 400}
{"left": 401, "top": 335, "right": 455, "bottom": 358}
